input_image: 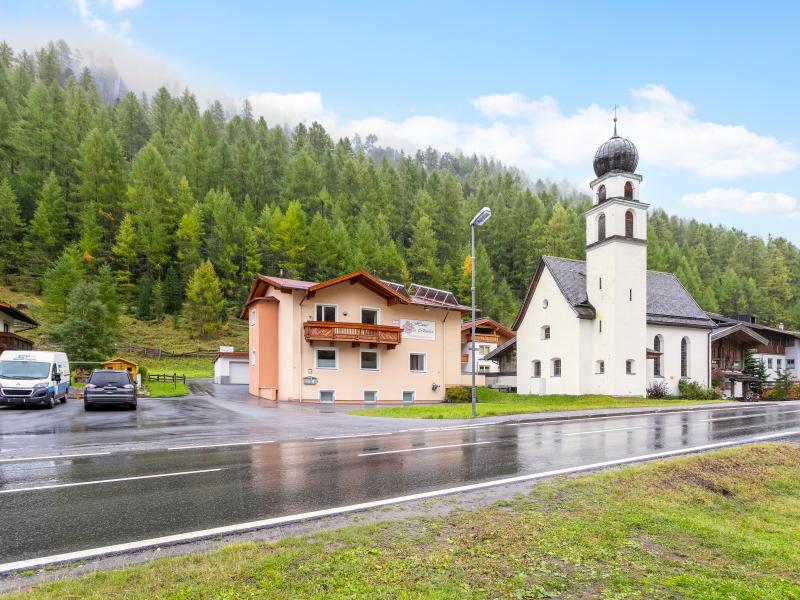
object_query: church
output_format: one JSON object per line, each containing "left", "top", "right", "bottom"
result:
{"left": 512, "top": 123, "right": 713, "bottom": 396}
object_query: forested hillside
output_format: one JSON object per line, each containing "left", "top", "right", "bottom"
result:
{"left": 0, "top": 40, "right": 798, "bottom": 337}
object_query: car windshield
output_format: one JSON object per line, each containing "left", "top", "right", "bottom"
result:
{"left": 89, "top": 371, "right": 131, "bottom": 386}
{"left": 0, "top": 360, "right": 51, "bottom": 380}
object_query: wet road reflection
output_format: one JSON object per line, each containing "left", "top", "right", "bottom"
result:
{"left": 1, "top": 404, "right": 799, "bottom": 564}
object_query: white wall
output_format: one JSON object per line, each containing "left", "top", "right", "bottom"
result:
{"left": 516, "top": 267, "right": 583, "bottom": 395}
{"left": 646, "top": 325, "right": 710, "bottom": 395}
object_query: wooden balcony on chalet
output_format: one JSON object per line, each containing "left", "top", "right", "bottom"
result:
{"left": 712, "top": 358, "right": 743, "bottom": 372}
{"left": 303, "top": 321, "right": 402, "bottom": 348}
{"left": 0, "top": 331, "right": 34, "bottom": 353}
{"left": 757, "top": 344, "right": 786, "bottom": 355}
{"left": 463, "top": 332, "right": 499, "bottom": 344}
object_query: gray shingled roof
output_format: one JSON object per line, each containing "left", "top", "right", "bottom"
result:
{"left": 542, "top": 256, "right": 715, "bottom": 329}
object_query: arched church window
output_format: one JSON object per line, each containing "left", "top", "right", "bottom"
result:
{"left": 624, "top": 181, "right": 633, "bottom": 200}
{"left": 681, "top": 337, "right": 690, "bottom": 377}
{"left": 625, "top": 210, "right": 634, "bottom": 238}
{"left": 598, "top": 213, "right": 606, "bottom": 241}
{"left": 597, "top": 185, "right": 606, "bottom": 203}
{"left": 653, "top": 335, "right": 663, "bottom": 377}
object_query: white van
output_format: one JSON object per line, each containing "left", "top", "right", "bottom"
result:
{"left": 0, "top": 350, "right": 70, "bottom": 408}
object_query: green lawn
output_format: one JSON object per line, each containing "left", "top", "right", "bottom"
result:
{"left": 7, "top": 443, "right": 800, "bottom": 598}
{"left": 135, "top": 355, "right": 215, "bottom": 378}
{"left": 349, "top": 387, "right": 725, "bottom": 419}
{"left": 143, "top": 380, "right": 190, "bottom": 398}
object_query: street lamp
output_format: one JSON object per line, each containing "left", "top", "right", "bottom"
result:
{"left": 470, "top": 206, "right": 492, "bottom": 417}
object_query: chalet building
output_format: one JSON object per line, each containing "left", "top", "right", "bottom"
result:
{"left": 0, "top": 301, "right": 37, "bottom": 353}
{"left": 707, "top": 313, "right": 799, "bottom": 384}
{"left": 242, "top": 270, "right": 469, "bottom": 404}
{"left": 707, "top": 319, "right": 768, "bottom": 398}
{"left": 460, "top": 317, "right": 514, "bottom": 384}
{"left": 512, "top": 123, "right": 714, "bottom": 396}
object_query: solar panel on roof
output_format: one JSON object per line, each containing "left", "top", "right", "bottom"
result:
{"left": 381, "top": 280, "right": 410, "bottom": 297}
{"left": 409, "top": 283, "right": 459, "bottom": 307}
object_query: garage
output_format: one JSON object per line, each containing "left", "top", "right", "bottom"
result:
{"left": 213, "top": 350, "right": 250, "bottom": 385}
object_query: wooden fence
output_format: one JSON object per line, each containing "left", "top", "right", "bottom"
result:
{"left": 148, "top": 373, "right": 187, "bottom": 386}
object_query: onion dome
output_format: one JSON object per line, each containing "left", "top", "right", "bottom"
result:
{"left": 593, "top": 118, "right": 638, "bottom": 177}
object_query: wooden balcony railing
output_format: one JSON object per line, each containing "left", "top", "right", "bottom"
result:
{"left": 464, "top": 333, "right": 499, "bottom": 344}
{"left": 304, "top": 321, "right": 402, "bottom": 347}
{"left": 0, "top": 332, "right": 34, "bottom": 352}
{"left": 712, "top": 359, "right": 743, "bottom": 372}
{"left": 757, "top": 345, "right": 785, "bottom": 355}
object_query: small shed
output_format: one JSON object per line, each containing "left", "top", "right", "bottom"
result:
{"left": 213, "top": 349, "right": 249, "bottom": 385}
{"left": 101, "top": 357, "right": 138, "bottom": 381}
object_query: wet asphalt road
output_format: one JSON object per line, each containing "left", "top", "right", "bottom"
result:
{"left": 1, "top": 401, "right": 799, "bottom": 566}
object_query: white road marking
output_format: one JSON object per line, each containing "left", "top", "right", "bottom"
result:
{"left": 167, "top": 441, "right": 274, "bottom": 451}
{"left": 359, "top": 441, "right": 493, "bottom": 456}
{"left": 562, "top": 426, "right": 647, "bottom": 436}
{"left": 0, "top": 468, "right": 223, "bottom": 495}
{"left": 697, "top": 409, "right": 800, "bottom": 423}
{"left": 1, "top": 429, "right": 796, "bottom": 574}
{"left": 0, "top": 452, "right": 112, "bottom": 463}
{"left": 313, "top": 432, "right": 394, "bottom": 440}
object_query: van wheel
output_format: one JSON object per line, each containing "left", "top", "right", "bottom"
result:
{"left": 47, "top": 394, "right": 55, "bottom": 409}
{"left": 60, "top": 394, "right": 67, "bottom": 404}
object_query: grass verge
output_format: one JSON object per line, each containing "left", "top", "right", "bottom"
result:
{"left": 6, "top": 443, "right": 800, "bottom": 598}
{"left": 143, "top": 380, "right": 189, "bottom": 398}
{"left": 349, "top": 387, "right": 725, "bottom": 419}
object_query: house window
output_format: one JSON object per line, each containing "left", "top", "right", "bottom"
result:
{"left": 479, "top": 364, "right": 490, "bottom": 373}
{"left": 653, "top": 335, "right": 663, "bottom": 377}
{"left": 624, "top": 181, "right": 633, "bottom": 200}
{"left": 315, "top": 304, "right": 337, "bottom": 322}
{"left": 3, "top": 322, "right": 9, "bottom": 333}
{"left": 315, "top": 348, "right": 338, "bottom": 369}
{"left": 598, "top": 213, "right": 606, "bottom": 241}
{"left": 552, "top": 358, "right": 562, "bottom": 377}
{"left": 409, "top": 353, "right": 427, "bottom": 373}
{"left": 319, "top": 390, "right": 335, "bottom": 403}
{"left": 598, "top": 184, "right": 606, "bottom": 203}
{"left": 680, "top": 337, "right": 689, "bottom": 377}
{"left": 360, "top": 350, "right": 380, "bottom": 371}
{"left": 625, "top": 210, "right": 634, "bottom": 238}
{"left": 361, "top": 307, "right": 379, "bottom": 325}
{"left": 788, "top": 359, "right": 796, "bottom": 370}
{"left": 251, "top": 349, "right": 256, "bottom": 366}
{"left": 777, "top": 359, "right": 783, "bottom": 370}
{"left": 479, "top": 344, "right": 490, "bottom": 356}
{"left": 402, "top": 391, "right": 415, "bottom": 403}
{"left": 363, "top": 390, "right": 378, "bottom": 402}
{"left": 541, "top": 325, "right": 550, "bottom": 340}
{"left": 596, "top": 360, "right": 605, "bottom": 374}
{"left": 626, "top": 359, "right": 635, "bottom": 375}
{"left": 767, "top": 358, "right": 773, "bottom": 369}
{"left": 250, "top": 309, "right": 256, "bottom": 327}
{"left": 532, "top": 360, "right": 541, "bottom": 378}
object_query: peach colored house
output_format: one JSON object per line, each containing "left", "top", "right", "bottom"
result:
{"left": 241, "top": 270, "right": 470, "bottom": 404}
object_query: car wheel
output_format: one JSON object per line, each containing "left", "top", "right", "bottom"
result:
{"left": 130, "top": 403, "right": 137, "bottom": 411}
{"left": 60, "top": 394, "right": 67, "bottom": 404}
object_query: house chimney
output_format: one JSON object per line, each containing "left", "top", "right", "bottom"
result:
{"left": 779, "top": 323, "right": 785, "bottom": 330}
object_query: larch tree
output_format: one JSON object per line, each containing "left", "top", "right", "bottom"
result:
{"left": 185, "top": 260, "right": 225, "bottom": 337}
{"left": 51, "top": 282, "right": 112, "bottom": 362}
{"left": 0, "top": 179, "right": 22, "bottom": 280}
{"left": 27, "top": 171, "right": 67, "bottom": 277}
{"left": 42, "top": 245, "right": 85, "bottom": 316}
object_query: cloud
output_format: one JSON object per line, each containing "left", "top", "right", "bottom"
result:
{"left": 246, "top": 91, "right": 335, "bottom": 128}
{"left": 681, "top": 188, "right": 800, "bottom": 220}
{"left": 111, "top": 0, "right": 143, "bottom": 11}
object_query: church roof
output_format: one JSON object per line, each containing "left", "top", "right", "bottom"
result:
{"left": 512, "top": 256, "right": 716, "bottom": 330}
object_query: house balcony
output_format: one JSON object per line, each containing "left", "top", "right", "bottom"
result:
{"left": 0, "top": 332, "right": 34, "bottom": 353}
{"left": 464, "top": 332, "right": 499, "bottom": 344}
{"left": 303, "top": 321, "right": 402, "bottom": 348}
{"left": 712, "top": 358, "right": 743, "bottom": 372}
{"left": 757, "top": 345, "right": 785, "bottom": 355}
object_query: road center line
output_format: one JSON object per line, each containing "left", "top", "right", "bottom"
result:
{"left": 167, "top": 441, "right": 274, "bottom": 451}
{"left": 359, "top": 441, "right": 493, "bottom": 456}
{"left": 0, "top": 451, "right": 112, "bottom": 463}
{"left": 2, "top": 429, "right": 796, "bottom": 575}
{"left": 562, "top": 426, "right": 647, "bottom": 436}
{"left": 313, "top": 432, "right": 394, "bottom": 440}
{"left": 0, "top": 468, "right": 223, "bottom": 495}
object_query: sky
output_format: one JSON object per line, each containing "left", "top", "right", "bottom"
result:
{"left": 2, "top": 0, "right": 799, "bottom": 242}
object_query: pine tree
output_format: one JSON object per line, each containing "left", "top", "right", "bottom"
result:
{"left": 176, "top": 203, "right": 203, "bottom": 282}
{"left": 269, "top": 200, "right": 307, "bottom": 278}
{"left": 27, "top": 171, "right": 67, "bottom": 276}
{"left": 151, "top": 280, "right": 165, "bottom": 320}
{"left": 136, "top": 278, "right": 152, "bottom": 319}
{"left": 78, "top": 202, "right": 104, "bottom": 264}
{"left": 163, "top": 265, "right": 183, "bottom": 314}
{"left": 95, "top": 264, "right": 120, "bottom": 328}
{"left": 74, "top": 128, "right": 126, "bottom": 225}
{"left": 185, "top": 260, "right": 225, "bottom": 337}
{"left": 42, "top": 245, "right": 84, "bottom": 315}
{"left": 407, "top": 213, "right": 439, "bottom": 284}
{"left": 51, "top": 282, "right": 112, "bottom": 361}
{"left": 0, "top": 178, "right": 23, "bottom": 280}
{"left": 114, "top": 91, "right": 150, "bottom": 160}
{"left": 112, "top": 213, "right": 138, "bottom": 285}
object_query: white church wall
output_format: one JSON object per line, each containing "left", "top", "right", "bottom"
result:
{"left": 646, "top": 325, "right": 710, "bottom": 395}
{"left": 516, "top": 267, "right": 582, "bottom": 395}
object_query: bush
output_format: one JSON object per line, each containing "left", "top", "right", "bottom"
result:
{"left": 446, "top": 386, "right": 471, "bottom": 403}
{"left": 646, "top": 380, "right": 670, "bottom": 398}
{"left": 678, "top": 379, "right": 721, "bottom": 400}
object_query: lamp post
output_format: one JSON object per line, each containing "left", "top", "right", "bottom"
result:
{"left": 470, "top": 206, "right": 492, "bottom": 417}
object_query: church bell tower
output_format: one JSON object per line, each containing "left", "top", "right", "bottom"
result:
{"left": 585, "top": 117, "right": 648, "bottom": 396}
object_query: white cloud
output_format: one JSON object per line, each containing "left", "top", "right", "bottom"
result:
{"left": 681, "top": 188, "right": 800, "bottom": 220}
{"left": 111, "top": 0, "right": 143, "bottom": 12}
{"left": 246, "top": 91, "right": 335, "bottom": 128}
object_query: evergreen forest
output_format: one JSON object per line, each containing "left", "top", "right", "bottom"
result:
{"left": 0, "top": 40, "right": 798, "bottom": 336}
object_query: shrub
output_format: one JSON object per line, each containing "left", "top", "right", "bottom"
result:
{"left": 646, "top": 380, "right": 670, "bottom": 398}
{"left": 678, "top": 379, "right": 721, "bottom": 400}
{"left": 446, "top": 386, "right": 471, "bottom": 403}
